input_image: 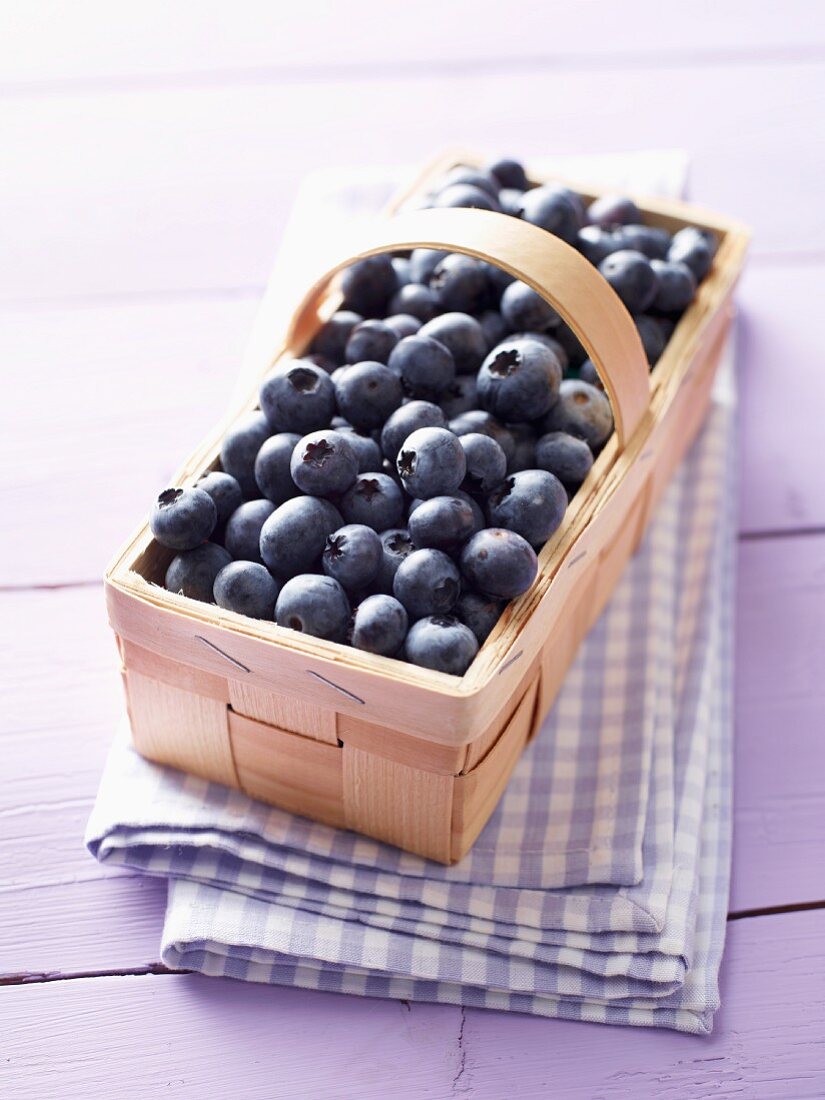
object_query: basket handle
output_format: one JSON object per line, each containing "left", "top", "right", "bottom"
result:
{"left": 285, "top": 207, "right": 651, "bottom": 451}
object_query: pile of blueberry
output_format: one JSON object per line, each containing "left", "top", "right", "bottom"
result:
{"left": 149, "top": 157, "right": 717, "bottom": 676}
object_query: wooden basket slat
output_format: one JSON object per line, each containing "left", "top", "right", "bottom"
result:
{"left": 451, "top": 679, "right": 538, "bottom": 863}
{"left": 229, "top": 710, "right": 346, "bottom": 830}
{"left": 107, "top": 151, "right": 750, "bottom": 863}
{"left": 125, "top": 670, "right": 237, "bottom": 787}
{"left": 228, "top": 681, "right": 338, "bottom": 744}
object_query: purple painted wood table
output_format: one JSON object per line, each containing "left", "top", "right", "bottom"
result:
{"left": 2, "top": 5, "right": 824, "bottom": 1095}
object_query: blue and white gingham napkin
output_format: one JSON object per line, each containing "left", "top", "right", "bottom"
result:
{"left": 86, "top": 153, "right": 736, "bottom": 1033}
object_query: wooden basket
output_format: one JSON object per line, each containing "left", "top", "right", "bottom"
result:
{"left": 105, "top": 153, "right": 750, "bottom": 864}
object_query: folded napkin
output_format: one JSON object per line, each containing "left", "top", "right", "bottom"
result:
{"left": 87, "top": 152, "right": 735, "bottom": 1034}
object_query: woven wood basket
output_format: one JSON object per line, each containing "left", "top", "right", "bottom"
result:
{"left": 106, "top": 153, "right": 750, "bottom": 864}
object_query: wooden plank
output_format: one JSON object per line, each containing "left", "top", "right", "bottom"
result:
{"left": 457, "top": 909, "right": 825, "bottom": 1098}
{"left": 2, "top": 2, "right": 823, "bottom": 90}
{"left": 2, "top": 911, "right": 824, "bottom": 1097}
{"left": 228, "top": 681, "right": 338, "bottom": 744}
{"left": 125, "top": 670, "right": 236, "bottom": 786}
{"left": 337, "top": 714, "right": 467, "bottom": 775}
{"left": 0, "top": 295, "right": 258, "bottom": 587}
{"left": 0, "top": 62, "right": 821, "bottom": 307}
{"left": 737, "top": 261, "right": 825, "bottom": 534}
{"left": 0, "top": 972, "right": 464, "bottom": 1099}
{"left": 451, "top": 681, "right": 536, "bottom": 861}
{"left": 342, "top": 748, "right": 454, "bottom": 863}
{"left": 121, "top": 639, "right": 229, "bottom": 701}
{"left": 730, "top": 533, "right": 825, "bottom": 913}
{"left": 228, "top": 710, "right": 345, "bottom": 829}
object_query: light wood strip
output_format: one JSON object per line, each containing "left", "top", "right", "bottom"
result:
{"left": 451, "top": 680, "right": 538, "bottom": 862}
{"left": 125, "top": 670, "right": 236, "bottom": 786}
{"left": 228, "top": 681, "right": 338, "bottom": 744}
{"left": 229, "top": 710, "right": 345, "bottom": 829}
{"left": 342, "top": 749, "right": 454, "bottom": 863}
{"left": 337, "top": 714, "right": 466, "bottom": 775}
{"left": 120, "top": 638, "right": 228, "bottom": 702}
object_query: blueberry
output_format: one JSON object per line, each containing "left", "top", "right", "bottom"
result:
{"left": 477, "top": 309, "right": 509, "bottom": 349}
{"left": 518, "top": 185, "right": 581, "bottom": 244}
{"left": 448, "top": 409, "right": 516, "bottom": 465}
{"left": 393, "top": 548, "right": 460, "bottom": 619}
{"left": 151, "top": 486, "right": 217, "bottom": 550}
{"left": 165, "top": 542, "right": 231, "bottom": 602}
{"left": 350, "top": 594, "right": 409, "bottom": 657}
{"left": 275, "top": 574, "right": 350, "bottom": 642}
{"left": 396, "top": 427, "right": 466, "bottom": 499}
{"left": 388, "top": 335, "right": 455, "bottom": 401}
{"left": 311, "top": 310, "right": 363, "bottom": 364}
{"left": 388, "top": 282, "right": 440, "bottom": 322}
{"left": 306, "top": 352, "right": 337, "bottom": 374}
{"left": 505, "top": 422, "right": 537, "bottom": 474}
{"left": 508, "top": 330, "right": 568, "bottom": 371}
{"left": 380, "top": 400, "right": 447, "bottom": 462}
{"left": 195, "top": 472, "right": 243, "bottom": 526}
{"left": 434, "top": 184, "right": 500, "bottom": 212}
{"left": 578, "top": 359, "right": 604, "bottom": 390}
{"left": 650, "top": 258, "right": 697, "bottom": 313}
{"left": 375, "top": 527, "right": 415, "bottom": 592}
{"left": 478, "top": 262, "right": 516, "bottom": 300}
{"left": 334, "top": 360, "right": 403, "bottom": 432}
{"left": 321, "top": 523, "right": 382, "bottom": 592}
{"left": 620, "top": 224, "right": 671, "bottom": 260}
{"left": 344, "top": 319, "right": 399, "bottom": 365}
{"left": 439, "top": 374, "right": 478, "bottom": 419}
{"left": 487, "top": 157, "right": 528, "bottom": 191}
{"left": 214, "top": 560, "right": 279, "bottom": 619}
{"left": 341, "top": 254, "right": 398, "bottom": 317}
{"left": 290, "top": 430, "right": 358, "bottom": 497}
{"left": 441, "top": 166, "right": 500, "bottom": 199}
{"left": 498, "top": 188, "right": 525, "bottom": 217}
{"left": 404, "top": 615, "right": 478, "bottom": 675}
{"left": 254, "top": 432, "right": 301, "bottom": 504}
{"left": 392, "top": 256, "right": 412, "bottom": 287}
{"left": 418, "top": 313, "right": 487, "bottom": 375}
{"left": 635, "top": 314, "right": 667, "bottom": 366}
{"left": 339, "top": 473, "right": 405, "bottom": 531}
{"left": 587, "top": 193, "right": 641, "bottom": 228}
{"left": 260, "top": 496, "right": 343, "bottom": 579}
{"left": 429, "top": 254, "right": 490, "bottom": 313}
{"left": 553, "top": 320, "right": 587, "bottom": 369}
{"left": 453, "top": 488, "right": 486, "bottom": 534}
{"left": 458, "top": 432, "right": 507, "bottom": 493}
{"left": 542, "top": 379, "right": 614, "bottom": 452}
{"left": 408, "top": 495, "right": 477, "bottom": 552}
{"left": 668, "top": 226, "right": 715, "bottom": 281}
{"left": 409, "top": 249, "right": 449, "bottom": 285}
{"left": 224, "top": 499, "right": 276, "bottom": 563}
{"left": 598, "top": 249, "right": 659, "bottom": 314}
{"left": 535, "top": 431, "right": 594, "bottom": 494}
{"left": 455, "top": 590, "right": 505, "bottom": 644}
{"left": 487, "top": 469, "right": 567, "bottom": 547}
{"left": 334, "top": 427, "right": 383, "bottom": 472}
{"left": 384, "top": 313, "right": 422, "bottom": 340}
{"left": 500, "top": 280, "right": 560, "bottom": 333}
{"left": 259, "top": 360, "right": 336, "bottom": 434}
{"left": 460, "top": 528, "right": 538, "bottom": 599}
{"left": 477, "top": 337, "right": 562, "bottom": 422}
{"left": 576, "top": 224, "right": 628, "bottom": 266}
{"left": 220, "top": 411, "right": 272, "bottom": 498}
